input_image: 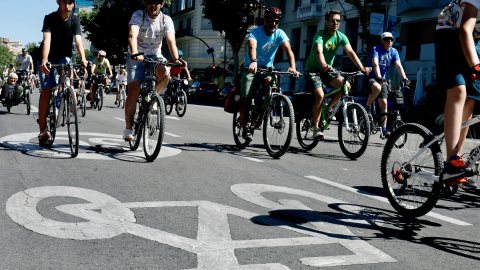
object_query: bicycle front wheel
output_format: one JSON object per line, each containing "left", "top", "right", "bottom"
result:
{"left": 176, "top": 90, "right": 188, "bottom": 117}
{"left": 97, "top": 87, "right": 103, "bottom": 111}
{"left": 296, "top": 114, "right": 319, "bottom": 151}
{"left": 120, "top": 90, "right": 126, "bottom": 109}
{"left": 143, "top": 95, "right": 165, "bottom": 162}
{"left": 65, "top": 88, "right": 79, "bottom": 157}
{"left": 81, "top": 92, "right": 86, "bottom": 117}
{"left": 25, "top": 91, "right": 31, "bottom": 115}
{"left": 263, "top": 94, "right": 294, "bottom": 158}
{"left": 381, "top": 123, "right": 442, "bottom": 217}
{"left": 129, "top": 98, "right": 143, "bottom": 151}
{"left": 338, "top": 103, "right": 370, "bottom": 159}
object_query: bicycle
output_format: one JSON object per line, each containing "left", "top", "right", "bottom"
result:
{"left": 39, "top": 62, "right": 83, "bottom": 157}
{"left": 91, "top": 73, "right": 106, "bottom": 111}
{"left": 116, "top": 81, "right": 127, "bottom": 109}
{"left": 2, "top": 78, "right": 30, "bottom": 115}
{"left": 232, "top": 67, "right": 296, "bottom": 158}
{"left": 380, "top": 115, "right": 480, "bottom": 217}
{"left": 164, "top": 76, "right": 188, "bottom": 117}
{"left": 76, "top": 68, "right": 89, "bottom": 117}
{"left": 296, "top": 70, "right": 370, "bottom": 159}
{"left": 128, "top": 53, "right": 185, "bottom": 162}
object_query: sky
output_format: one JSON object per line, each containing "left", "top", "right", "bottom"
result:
{"left": 0, "top": 1, "right": 60, "bottom": 46}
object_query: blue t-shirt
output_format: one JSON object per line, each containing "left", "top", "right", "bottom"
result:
{"left": 244, "top": 26, "right": 289, "bottom": 67}
{"left": 367, "top": 45, "right": 400, "bottom": 79}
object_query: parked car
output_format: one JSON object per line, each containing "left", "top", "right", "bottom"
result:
{"left": 188, "top": 81, "right": 219, "bottom": 101}
{"left": 218, "top": 83, "right": 233, "bottom": 100}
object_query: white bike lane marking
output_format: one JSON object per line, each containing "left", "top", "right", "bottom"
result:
{"left": 0, "top": 132, "right": 181, "bottom": 160}
{"left": 6, "top": 184, "right": 396, "bottom": 269}
{"left": 305, "top": 175, "right": 472, "bottom": 226}
{"left": 114, "top": 117, "right": 181, "bottom": 137}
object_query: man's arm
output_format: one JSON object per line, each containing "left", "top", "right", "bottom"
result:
{"left": 40, "top": 32, "right": 51, "bottom": 74}
{"left": 372, "top": 57, "right": 382, "bottom": 79}
{"left": 166, "top": 32, "right": 180, "bottom": 61}
{"left": 183, "top": 63, "right": 192, "bottom": 81}
{"left": 74, "top": 35, "right": 88, "bottom": 68}
{"left": 344, "top": 43, "right": 368, "bottom": 73}
{"left": 247, "top": 39, "right": 257, "bottom": 74}
{"left": 394, "top": 60, "right": 407, "bottom": 80}
{"left": 128, "top": 24, "right": 143, "bottom": 62}
{"left": 280, "top": 40, "right": 299, "bottom": 75}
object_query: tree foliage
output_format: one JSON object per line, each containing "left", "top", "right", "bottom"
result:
{"left": 202, "top": 0, "right": 260, "bottom": 78}
{"left": 78, "top": 0, "right": 143, "bottom": 65}
{"left": 0, "top": 44, "right": 15, "bottom": 71}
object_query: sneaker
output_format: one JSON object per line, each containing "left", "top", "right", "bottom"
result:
{"left": 242, "top": 129, "right": 252, "bottom": 141}
{"left": 441, "top": 156, "right": 475, "bottom": 181}
{"left": 38, "top": 130, "right": 50, "bottom": 141}
{"left": 114, "top": 100, "right": 118, "bottom": 105}
{"left": 123, "top": 129, "right": 134, "bottom": 141}
{"left": 1, "top": 98, "right": 6, "bottom": 105}
{"left": 312, "top": 128, "right": 324, "bottom": 139}
{"left": 384, "top": 129, "right": 391, "bottom": 138}
{"left": 459, "top": 178, "right": 478, "bottom": 190}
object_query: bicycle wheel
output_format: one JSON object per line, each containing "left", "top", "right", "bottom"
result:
{"left": 232, "top": 112, "right": 251, "bottom": 149}
{"left": 296, "top": 114, "right": 320, "bottom": 151}
{"left": 381, "top": 123, "right": 442, "bottom": 217}
{"left": 81, "top": 92, "right": 86, "bottom": 117}
{"left": 97, "top": 87, "right": 103, "bottom": 111}
{"left": 143, "top": 95, "right": 165, "bottom": 162}
{"left": 65, "top": 88, "right": 79, "bottom": 157}
{"left": 176, "top": 90, "right": 188, "bottom": 117}
{"left": 263, "top": 94, "right": 294, "bottom": 158}
{"left": 25, "top": 91, "right": 30, "bottom": 115}
{"left": 338, "top": 103, "right": 370, "bottom": 159}
{"left": 120, "top": 90, "right": 126, "bottom": 109}
{"left": 40, "top": 97, "right": 56, "bottom": 147}
{"left": 129, "top": 98, "right": 143, "bottom": 151}
{"left": 392, "top": 119, "right": 407, "bottom": 148}
{"left": 165, "top": 92, "right": 173, "bottom": 115}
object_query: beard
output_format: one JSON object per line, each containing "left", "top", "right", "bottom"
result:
{"left": 265, "top": 24, "right": 278, "bottom": 34}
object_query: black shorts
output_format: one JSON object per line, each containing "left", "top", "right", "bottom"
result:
{"left": 365, "top": 77, "right": 388, "bottom": 99}
{"left": 305, "top": 70, "right": 342, "bottom": 92}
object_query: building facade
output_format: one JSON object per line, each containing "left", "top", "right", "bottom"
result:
{"left": 1, "top": 37, "right": 23, "bottom": 56}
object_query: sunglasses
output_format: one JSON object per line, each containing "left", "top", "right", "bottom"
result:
{"left": 329, "top": 19, "right": 340, "bottom": 23}
{"left": 267, "top": 18, "right": 280, "bottom": 24}
{"left": 146, "top": 0, "right": 162, "bottom": 4}
{"left": 383, "top": 38, "right": 393, "bottom": 42}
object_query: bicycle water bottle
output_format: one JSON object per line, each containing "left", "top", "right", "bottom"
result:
{"left": 56, "top": 93, "right": 63, "bottom": 108}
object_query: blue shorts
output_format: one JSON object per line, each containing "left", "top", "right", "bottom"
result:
{"left": 126, "top": 54, "right": 165, "bottom": 84}
{"left": 38, "top": 57, "right": 71, "bottom": 90}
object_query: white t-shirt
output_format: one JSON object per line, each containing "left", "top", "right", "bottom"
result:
{"left": 116, "top": 71, "right": 127, "bottom": 84}
{"left": 16, "top": 54, "right": 32, "bottom": 71}
{"left": 437, "top": 0, "right": 480, "bottom": 37}
{"left": 128, "top": 10, "right": 175, "bottom": 58}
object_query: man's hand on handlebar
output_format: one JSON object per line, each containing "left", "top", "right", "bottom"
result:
{"left": 287, "top": 67, "right": 301, "bottom": 77}
{"left": 131, "top": 53, "right": 144, "bottom": 62}
{"left": 248, "top": 61, "right": 257, "bottom": 74}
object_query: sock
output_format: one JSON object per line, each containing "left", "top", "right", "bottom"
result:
{"left": 449, "top": 155, "right": 461, "bottom": 161}
{"left": 365, "top": 105, "right": 371, "bottom": 110}
{"left": 382, "top": 127, "right": 386, "bottom": 131}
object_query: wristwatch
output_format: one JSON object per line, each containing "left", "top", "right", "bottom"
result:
{"left": 251, "top": 58, "right": 257, "bottom": 62}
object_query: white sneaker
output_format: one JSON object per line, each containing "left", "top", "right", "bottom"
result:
{"left": 123, "top": 129, "right": 133, "bottom": 141}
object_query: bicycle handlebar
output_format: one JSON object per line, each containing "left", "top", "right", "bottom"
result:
{"left": 256, "top": 67, "right": 301, "bottom": 77}
{"left": 130, "top": 52, "right": 186, "bottom": 67}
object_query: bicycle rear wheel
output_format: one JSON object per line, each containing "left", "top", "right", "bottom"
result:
{"left": 80, "top": 92, "right": 86, "bottom": 117}
{"left": 263, "top": 94, "right": 294, "bottom": 158}
{"left": 129, "top": 98, "right": 142, "bottom": 151}
{"left": 143, "top": 95, "right": 165, "bottom": 162}
{"left": 296, "top": 114, "right": 319, "bottom": 151}
{"left": 25, "top": 91, "right": 30, "bottom": 115}
{"left": 232, "top": 112, "right": 251, "bottom": 149}
{"left": 97, "top": 87, "right": 103, "bottom": 111}
{"left": 40, "top": 97, "right": 56, "bottom": 147}
{"left": 176, "top": 90, "right": 187, "bottom": 117}
{"left": 381, "top": 123, "right": 442, "bottom": 217}
{"left": 65, "top": 88, "right": 79, "bottom": 157}
{"left": 165, "top": 92, "right": 173, "bottom": 115}
{"left": 338, "top": 103, "right": 370, "bottom": 159}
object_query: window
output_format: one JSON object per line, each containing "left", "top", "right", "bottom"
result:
{"left": 291, "top": 28, "right": 302, "bottom": 59}
{"left": 279, "top": 0, "right": 286, "bottom": 14}
{"left": 306, "top": 25, "right": 318, "bottom": 58}
{"left": 201, "top": 16, "right": 213, "bottom": 30}
{"left": 294, "top": 0, "right": 301, "bottom": 10}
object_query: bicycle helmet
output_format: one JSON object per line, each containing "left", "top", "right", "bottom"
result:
{"left": 9, "top": 63, "right": 14, "bottom": 66}
{"left": 264, "top": 7, "right": 283, "bottom": 18}
{"left": 178, "top": 50, "right": 183, "bottom": 57}
{"left": 98, "top": 50, "right": 106, "bottom": 56}
{"left": 22, "top": 47, "right": 28, "bottom": 52}
{"left": 120, "top": 64, "right": 126, "bottom": 68}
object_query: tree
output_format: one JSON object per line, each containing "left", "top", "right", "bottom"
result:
{"left": 26, "top": 42, "right": 42, "bottom": 73}
{"left": 0, "top": 44, "right": 15, "bottom": 72}
{"left": 202, "top": 0, "right": 260, "bottom": 80}
{"left": 78, "top": 0, "right": 143, "bottom": 65}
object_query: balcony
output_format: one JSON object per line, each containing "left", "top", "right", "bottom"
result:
{"left": 297, "top": 4, "right": 322, "bottom": 22}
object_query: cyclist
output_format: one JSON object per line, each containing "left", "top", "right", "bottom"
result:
{"left": 115, "top": 64, "right": 127, "bottom": 105}
{"left": 90, "top": 50, "right": 112, "bottom": 105}
{"left": 169, "top": 50, "right": 191, "bottom": 81}
{"left": 364, "top": 32, "right": 409, "bottom": 138}
{"left": 305, "top": 9, "right": 370, "bottom": 139}
{"left": 38, "top": 0, "right": 88, "bottom": 141}
{"left": 123, "top": 0, "right": 182, "bottom": 141}
{"left": 435, "top": 0, "right": 480, "bottom": 187}
{"left": 0, "top": 73, "right": 21, "bottom": 106}
{"left": 7, "top": 63, "right": 16, "bottom": 75}
{"left": 16, "top": 47, "right": 34, "bottom": 73}
{"left": 239, "top": 7, "right": 300, "bottom": 141}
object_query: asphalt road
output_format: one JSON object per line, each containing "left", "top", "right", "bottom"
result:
{"left": 0, "top": 89, "right": 479, "bottom": 269}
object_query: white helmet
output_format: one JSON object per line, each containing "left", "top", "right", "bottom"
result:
{"left": 98, "top": 50, "right": 106, "bottom": 56}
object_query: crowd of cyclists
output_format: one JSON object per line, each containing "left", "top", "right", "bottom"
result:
{"left": 2, "top": 0, "right": 480, "bottom": 189}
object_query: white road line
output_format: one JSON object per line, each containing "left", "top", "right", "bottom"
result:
{"left": 202, "top": 143, "right": 264, "bottom": 163}
{"left": 114, "top": 117, "right": 125, "bottom": 122}
{"left": 113, "top": 117, "right": 180, "bottom": 138}
{"left": 304, "top": 175, "right": 472, "bottom": 226}
{"left": 166, "top": 116, "right": 180, "bottom": 120}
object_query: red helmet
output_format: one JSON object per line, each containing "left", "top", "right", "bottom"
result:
{"left": 264, "top": 7, "right": 282, "bottom": 18}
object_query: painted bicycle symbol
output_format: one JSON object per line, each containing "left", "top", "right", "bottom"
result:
{"left": 6, "top": 184, "right": 396, "bottom": 269}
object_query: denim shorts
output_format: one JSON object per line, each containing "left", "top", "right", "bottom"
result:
{"left": 126, "top": 54, "right": 166, "bottom": 84}
{"left": 305, "top": 70, "right": 342, "bottom": 92}
{"left": 38, "top": 57, "right": 71, "bottom": 89}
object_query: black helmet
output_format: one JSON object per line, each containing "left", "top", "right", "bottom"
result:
{"left": 9, "top": 63, "right": 14, "bottom": 66}
{"left": 264, "top": 7, "right": 282, "bottom": 18}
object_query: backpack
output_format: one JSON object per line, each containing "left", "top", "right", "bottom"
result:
{"left": 389, "top": 90, "right": 404, "bottom": 107}
{"left": 224, "top": 86, "right": 241, "bottom": 114}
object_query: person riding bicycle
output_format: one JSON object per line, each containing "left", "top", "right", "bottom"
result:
{"left": 239, "top": 7, "right": 300, "bottom": 141}
{"left": 16, "top": 47, "right": 34, "bottom": 85}
{"left": 305, "top": 9, "right": 370, "bottom": 139}
{"left": 364, "top": 32, "right": 409, "bottom": 138}
{"left": 7, "top": 63, "right": 16, "bottom": 75}
{"left": 123, "top": 0, "right": 182, "bottom": 141}
{"left": 435, "top": 0, "right": 480, "bottom": 187}
{"left": 115, "top": 64, "right": 127, "bottom": 105}
{"left": 38, "top": 0, "right": 88, "bottom": 141}
{"left": 90, "top": 50, "right": 112, "bottom": 105}
{"left": 0, "top": 73, "right": 23, "bottom": 106}
{"left": 169, "top": 50, "right": 191, "bottom": 81}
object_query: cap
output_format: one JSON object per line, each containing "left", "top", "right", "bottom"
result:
{"left": 98, "top": 50, "right": 106, "bottom": 56}
{"left": 381, "top": 32, "right": 393, "bottom": 40}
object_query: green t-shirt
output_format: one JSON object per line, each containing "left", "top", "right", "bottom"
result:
{"left": 93, "top": 58, "right": 110, "bottom": 74}
{"left": 305, "top": 30, "right": 349, "bottom": 71}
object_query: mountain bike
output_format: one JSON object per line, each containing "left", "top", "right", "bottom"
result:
{"left": 91, "top": 74, "right": 106, "bottom": 111}
{"left": 232, "top": 67, "right": 296, "bottom": 158}
{"left": 128, "top": 53, "right": 185, "bottom": 162}
{"left": 39, "top": 62, "right": 83, "bottom": 157}
{"left": 164, "top": 76, "right": 188, "bottom": 117}
{"left": 381, "top": 116, "right": 480, "bottom": 218}
{"left": 296, "top": 70, "right": 370, "bottom": 159}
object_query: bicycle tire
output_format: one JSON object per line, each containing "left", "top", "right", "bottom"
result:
{"left": 338, "top": 103, "right": 370, "bottom": 159}
{"left": 176, "top": 90, "right": 187, "bottom": 117}
{"left": 40, "top": 97, "right": 56, "bottom": 147}
{"left": 129, "top": 98, "right": 143, "bottom": 151}
{"left": 165, "top": 92, "right": 173, "bottom": 115}
{"left": 143, "top": 95, "right": 165, "bottom": 162}
{"left": 296, "top": 114, "right": 320, "bottom": 151}
{"left": 25, "top": 91, "right": 30, "bottom": 115}
{"left": 65, "top": 88, "right": 79, "bottom": 157}
{"left": 97, "top": 87, "right": 103, "bottom": 111}
{"left": 119, "top": 90, "right": 125, "bottom": 109}
{"left": 392, "top": 119, "right": 407, "bottom": 148}
{"left": 232, "top": 112, "right": 251, "bottom": 149}
{"left": 381, "top": 123, "right": 442, "bottom": 217}
{"left": 81, "top": 93, "right": 86, "bottom": 117}
{"left": 263, "top": 94, "right": 294, "bottom": 158}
